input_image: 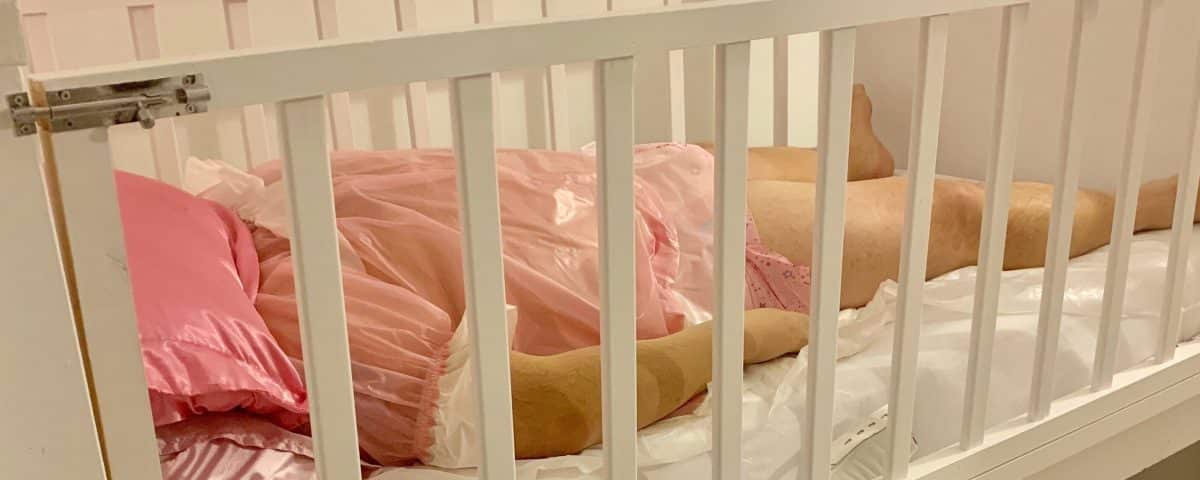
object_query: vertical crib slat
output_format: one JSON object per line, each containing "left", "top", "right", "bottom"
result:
{"left": 127, "top": 5, "right": 183, "bottom": 185}
{"left": 394, "top": 0, "right": 431, "bottom": 148}
{"left": 155, "top": 0, "right": 249, "bottom": 171}
{"left": 223, "top": 0, "right": 275, "bottom": 166}
{"left": 546, "top": 62, "right": 572, "bottom": 149}
{"left": 634, "top": 49, "right": 676, "bottom": 145}
{"left": 713, "top": 40, "right": 752, "bottom": 480}
{"left": 805, "top": 27, "right": 856, "bottom": 480}
{"left": 773, "top": 35, "right": 789, "bottom": 146}
{"left": 1030, "top": 0, "right": 1093, "bottom": 421}
{"left": 538, "top": 0, "right": 571, "bottom": 150}
{"left": 449, "top": 74, "right": 518, "bottom": 480}
{"left": 961, "top": 4, "right": 1028, "bottom": 450}
{"left": 595, "top": 55, "right": 638, "bottom": 480}
{"left": 885, "top": 15, "right": 950, "bottom": 480}
{"left": 1, "top": 61, "right": 106, "bottom": 479}
{"left": 42, "top": 124, "right": 161, "bottom": 480}
{"left": 1093, "top": 0, "right": 1167, "bottom": 391}
{"left": 471, "top": 0, "right": 504, "bottom": 145}
{"left": 276, "top": 96, "right": 362, "bottom": 480}
{"left": 684, "top": 37, "right": 715, "bottom": 143}
{"left": 1158, "top": 38, "right": 1200, "bottom": 363}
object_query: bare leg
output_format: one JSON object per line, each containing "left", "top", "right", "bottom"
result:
{"left": 511, "top": 308, "right": 809, "bottom": 458}
{"left": 698, "top": 84, "right": 895, "bottom": 183}
{"left": 749, "top": 176, "right": 1200, "bottom": 309}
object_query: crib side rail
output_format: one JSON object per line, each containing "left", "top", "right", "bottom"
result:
{"left": 27, "top": 0, "right": 1027, "bottom": 113}
{"left": 16, "top": 2, "right": 1200, "bottom": 480}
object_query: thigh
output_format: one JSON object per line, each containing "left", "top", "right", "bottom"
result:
{"left": 748, "top": 146, "right": 820, "bottom": 182}
{"left": 747, "top": 177, "right": 984, "bottom": 309}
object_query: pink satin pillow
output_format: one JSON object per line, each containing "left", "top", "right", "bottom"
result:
{"left": 115, "top": 172, "right": 307, "bottom": 427}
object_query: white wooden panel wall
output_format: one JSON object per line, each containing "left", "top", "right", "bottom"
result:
{"left": 858, "top": 0, "right": 1200, "bottom": 191}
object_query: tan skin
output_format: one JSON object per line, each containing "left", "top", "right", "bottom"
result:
{"left": 506, "top": 84, "right": 1200, "bottom": 459}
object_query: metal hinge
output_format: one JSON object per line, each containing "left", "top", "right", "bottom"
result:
{"left": 6, "top": 74, "right": 210, "bottom": 137}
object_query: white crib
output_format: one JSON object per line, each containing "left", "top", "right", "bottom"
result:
{"left": 2, "top": 0, "right": 1199, "bottom": 479}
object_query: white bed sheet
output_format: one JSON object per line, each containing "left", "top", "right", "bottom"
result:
{"left": 376, "top": 226, "right": 1200, "bottom": 480}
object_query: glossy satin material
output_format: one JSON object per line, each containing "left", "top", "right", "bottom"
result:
{"left": 117, "top": 172, "right": 307, "bottom": 427}
{"left": 244, "top": 146, "right": 696, "bottom": 464}
{"left": 157, "top": 413, "right": 322, "bottom": 480}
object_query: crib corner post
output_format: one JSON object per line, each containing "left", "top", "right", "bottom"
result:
{"left": 0, "top": 7, "right": 109, "bottom": 478}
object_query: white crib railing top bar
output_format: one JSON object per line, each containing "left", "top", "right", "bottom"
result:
{"left": 961, "top": 3, "right": 1029, "bottom": 451}
{"left": 1092, "top": 0, "right": 1166, "bottom": 392}
{"left": 885, "top": 14, "right": 949, "bottom": 480}
{"left": 28, "top": 0, "right": 1028, "bottom": 110}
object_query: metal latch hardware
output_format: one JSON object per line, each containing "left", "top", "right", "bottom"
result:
{"left": 6, "top": 74, "right": 210, "bottom": 137}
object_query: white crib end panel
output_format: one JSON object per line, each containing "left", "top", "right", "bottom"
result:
{"left": 0, "top": 65, "right": 106, "bottom": 480}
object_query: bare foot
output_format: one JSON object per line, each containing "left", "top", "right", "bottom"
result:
{"left": 849, "top": 84, "right": 895, "bottom": 180}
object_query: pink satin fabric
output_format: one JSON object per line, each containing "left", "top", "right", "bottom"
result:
{"left": 157, "top": 413, "right": 330, "bottom": 480}
{"left": 117, "top": 172, "right": 308, "bottom": 428}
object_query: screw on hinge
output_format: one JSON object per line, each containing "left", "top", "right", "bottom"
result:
{"left": 58, "top": 90, "right": 71, "bottom": 101}
{"left": 11, "top": 95, "right": 27, "bottom": 107}
{"left": 18, "top": 124, "right": 34, "bottom": 135}
{"left": 183, "top": 75, "right": 197, "bottom": 86}
{"left": 185, "top": 104, "right": 197, "bottom": 113}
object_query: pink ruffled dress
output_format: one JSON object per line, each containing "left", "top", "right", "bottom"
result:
{"left": 248, "top": 143, "right": 810, "bottom": 465}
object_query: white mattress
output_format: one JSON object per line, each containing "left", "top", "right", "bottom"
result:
{"left": 375, "top": 226, "right": 1200, "bottom": 480}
